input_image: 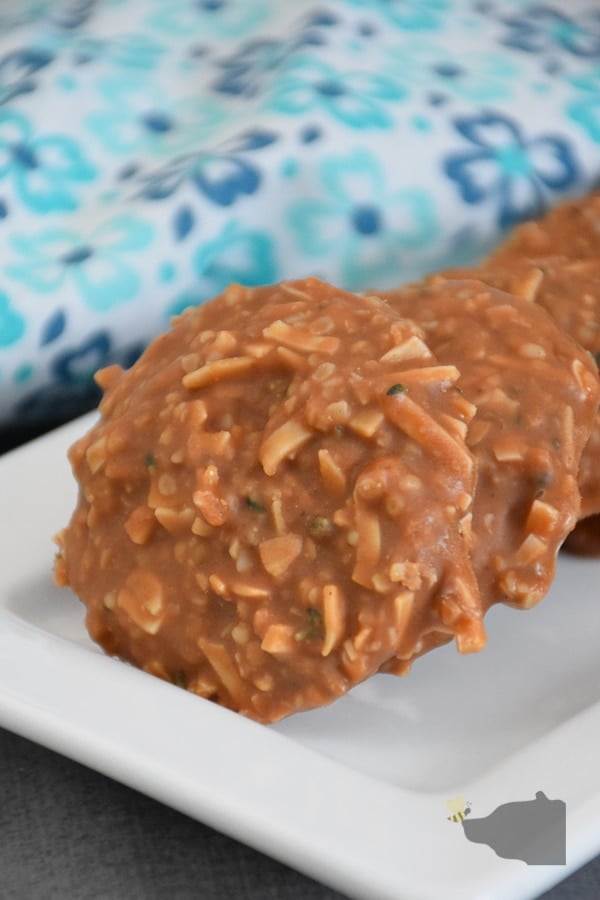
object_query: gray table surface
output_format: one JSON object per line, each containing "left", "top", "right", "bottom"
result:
{"left": 2, "top": 425, "right": 599, "bottom": 900}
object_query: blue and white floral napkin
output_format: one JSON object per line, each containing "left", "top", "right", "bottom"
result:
{"left": 2, "top": 0, "right": 600, "bottom": 426}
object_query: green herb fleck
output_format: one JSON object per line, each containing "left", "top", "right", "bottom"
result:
{"left": 245, "top": 495, "right": 266, "bottom": 513}
{"left": 295, "top": 607, "right": 324, "bottom": 642}
{"left": 144, "top": 451, "right": 156, "bottom": 469}
{"left": 535, "top": 470, "right": 550, "bottom": 498}
{"left": 386, "top": 383, "right": 406, "bottom": 396}
{"left": 173, "top": 671, "right": 188, "bottom": 689}
{"left": 594, "top": 351, "right": 600, "bottom": 370}
{"left": 307, "top": 515, "right": 335, "bottom": 540}
{"left": 269, "top": 378, "right": 289, "bottom": 399}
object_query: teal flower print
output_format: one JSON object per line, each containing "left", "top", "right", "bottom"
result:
{"left": 170, "top": 222, "right": 278, "bottom": 315}
{"left": 146, "top": 0, "right": 269, "bottom": 40}
{"left": 288, "top": 149, "right": 438, "bottom": 290}
{"left": 567, "top": 67, "right": 600, "bottom": 143}
{"left": 87, "top": 77, "right": 225, "bottom": 157}
{"left": 0, "top": 290, "right": 25, "bottom": 347}
{"left": 344, "top": 0, "right": 448, "bottom": 31}
{"left": 268, "top": 58, "right": 405, "bottom": 129}
{"left": 39, "top": 31, "right": 164, "bottom": 71}
{"left": 0, "top": 109, "right": 96, "bottom": 213}
{"left": 5, "top": 214, "right": 154, "bottom": 311}
{"left": 385, "top": 40, "right": 519, "bottom": 103}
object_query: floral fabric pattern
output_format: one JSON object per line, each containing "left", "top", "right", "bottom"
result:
{"left": 288, "top": 149, "right": 437, "bottom": 288}
{"left": 500, "top": 6, "right": 600, "bottom": 59}
{"left": 344, "top": 0, "right": 449, "bottom": 32}
{"left": 443, "top": 111, "right": 578, "bottom": 227}
{"left": 0, "top": 110, "right": 96, "bottom": 213}
{"left": 267, "top": 58, "right": 406, "bottom": 129}
{"left": 567, "top": 66, "right": 600, "bottom": 143}
{"left": 6, "top": 214, "right": 154, "bottom": 310}
{"left": 1, "top": 0, "right": 600, "bottom": 426}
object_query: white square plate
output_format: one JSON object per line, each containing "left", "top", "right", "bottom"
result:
{"left": 2, "top": 414, "right": 600, "bottom": 900}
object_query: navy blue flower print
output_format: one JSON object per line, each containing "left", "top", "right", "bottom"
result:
{"left": 136, "top": 128, "right": 278, "bottom": 202}
{"left": 443, "top": 111, "right": 578, "bottom": 228}
{"left": 0, "top": 48, "right": 54, "bottom": 106}
{"left": 50, "top": 0, "right": 98, "bottom": 31}
{"left": 4, "top": 0, "right": 600, "bottom": 432}
{"left": 501, "top": 5, "right": 600, "bottom": 59}
{"left": 53, "top": 330, "right": 112, "bottom": 386}
{"left": 213, "top": 36, "right": 317, "bottom": 98}
{"left": 40, "top": 308, "right": 67, "bottom": 346}
{"left": 210, "top": 9, "right": 335, "bottom": 99}
{"left": 172, "top": 205, "right": 195, "bottom": 241}
{"left": 15, "top": 331, "right": 144, "bottom": 424}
